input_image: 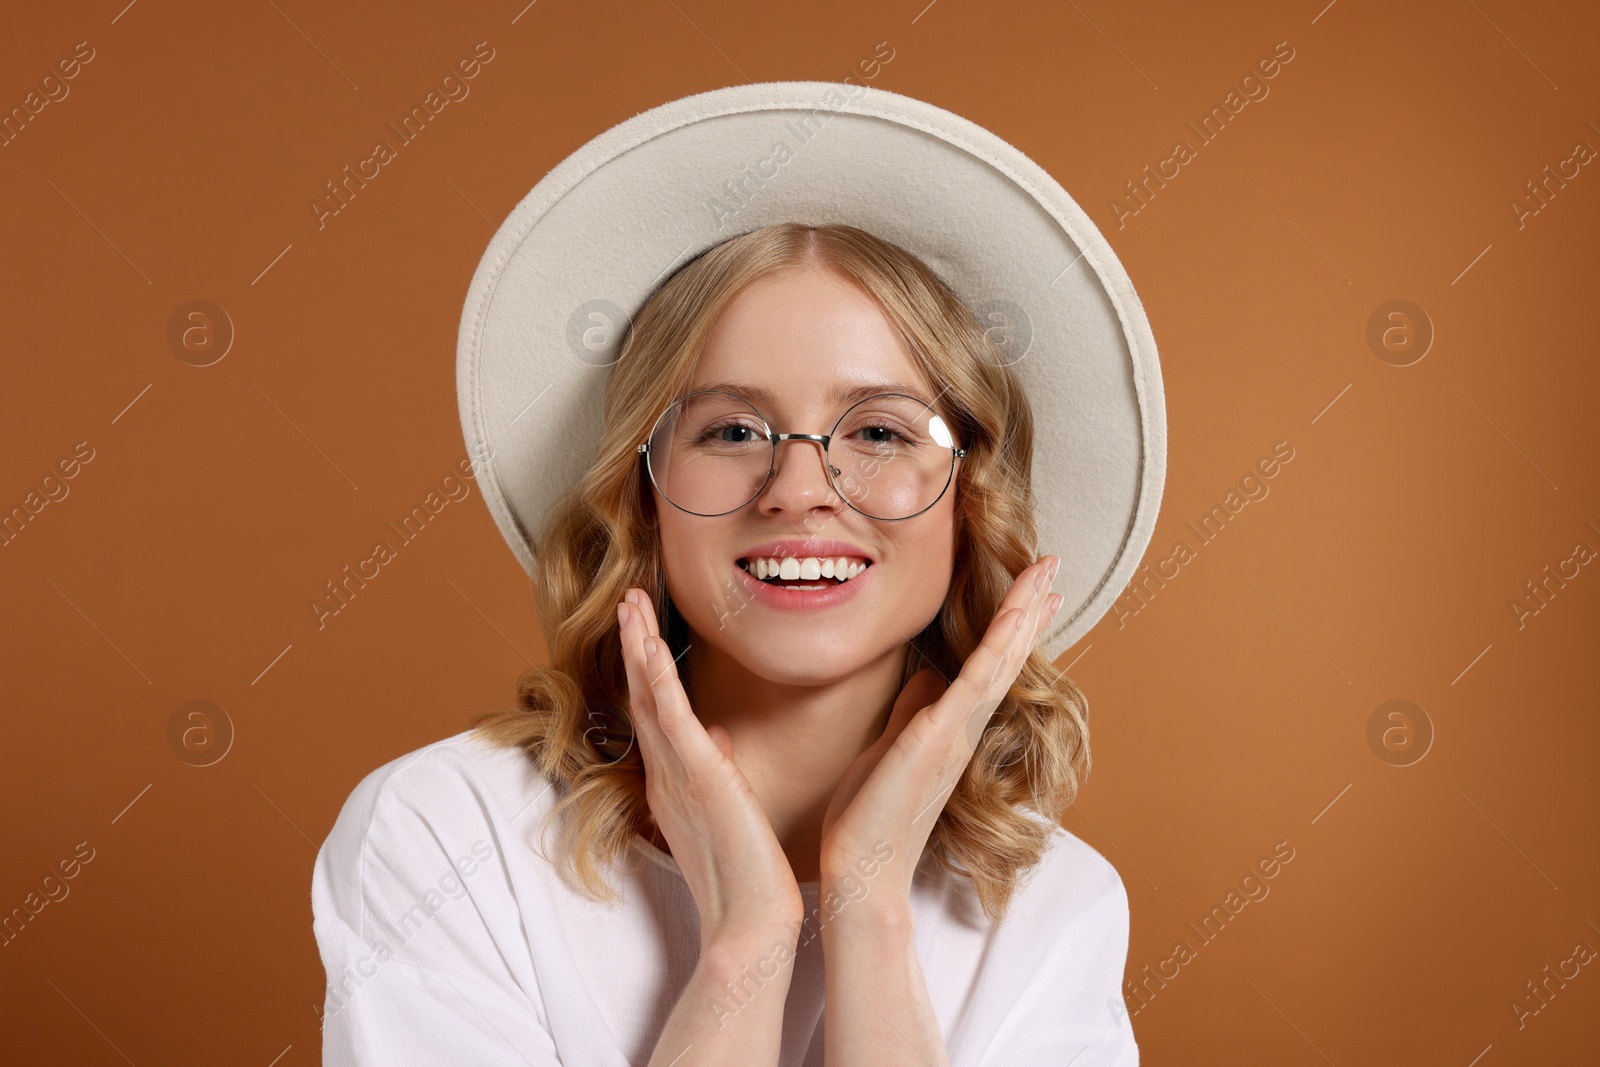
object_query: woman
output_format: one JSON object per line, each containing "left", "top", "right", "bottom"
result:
{"left": 312, "top": 223, "right": 1138, "bottom": 1065}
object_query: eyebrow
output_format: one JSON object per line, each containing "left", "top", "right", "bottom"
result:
{"left": 691, "top": 380, "right": 938, "bottom": 409}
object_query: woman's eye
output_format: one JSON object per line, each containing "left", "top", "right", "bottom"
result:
{"left": 858, "top": 424, "right": 907, "bottom": 444}
{"left": 705, "top": 422, "right": 758, "bottom": 442}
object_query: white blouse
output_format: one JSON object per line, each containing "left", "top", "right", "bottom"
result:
{"left": 312, "top": 730, "right": 1139, "bottom": 1066}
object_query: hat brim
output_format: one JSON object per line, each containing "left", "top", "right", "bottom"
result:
{"left": 457, "top": 80, "right": 1166, "bottom": 660}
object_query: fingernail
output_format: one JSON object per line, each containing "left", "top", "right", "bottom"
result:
{"left": 1046, "top": 593, "right": 1063, "bottom": 621}
{"left": 625, "top": 588, "right": 638, "bottom": 606}
{"left": 1048, "top": 556, "right": 1060, "bottom": 581}
{"left": 1034, "top": 565, "right": 1050, "bottom": 592}
{"left": 618, "top": 602, "right": 631, "bottom": 627}
{"left": 644, "top": 636, "right": 660, "bottom": 658}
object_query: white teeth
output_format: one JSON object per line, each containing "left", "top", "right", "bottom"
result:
{"left": 741, "top": 555, "right": 872, "bottom": 583}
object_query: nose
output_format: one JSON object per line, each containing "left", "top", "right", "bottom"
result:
{"left": 756, "top": 436, "right": 842, "bottom": 519}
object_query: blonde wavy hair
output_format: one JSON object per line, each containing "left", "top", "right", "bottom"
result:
{"left": 469, "top": 222, "right": 1092, "bottom": 922}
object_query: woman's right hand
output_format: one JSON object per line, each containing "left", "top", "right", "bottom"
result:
{"left": 616, "top": 587, "right": 805, "bottom": 951}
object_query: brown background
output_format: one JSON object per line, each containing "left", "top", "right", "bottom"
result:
{"left": 2, "top": 0, "right": 1596, "bottom": 1063}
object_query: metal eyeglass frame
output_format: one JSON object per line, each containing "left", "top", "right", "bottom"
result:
{"left": 637, "top": 388, "right": 969, "bottom": 521}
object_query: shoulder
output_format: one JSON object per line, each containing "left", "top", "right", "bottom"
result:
{"left": 339, "top": 727, "right": 541, "bottom": 802}
{"left": 311, "top": 732, "right": 572, "bottom": 1056}
{"left": 1000, "top": 808, "right": 1132, "bottom": 976}
{"left": 932, "top": 810, "right": 1139, "bottom": 1064}
{"left": 992, "top": 812, "right": 1137, "bottom": 1053}
{"left": 323, "top": 730, "right": 545, "bottom": 837}
{"left": 313, "top": 730, "right": 557, "bottom": 939}
{"left": 1015, "top": 808, "right": 1131, "bottom": 925}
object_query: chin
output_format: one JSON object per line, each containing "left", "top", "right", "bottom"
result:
{"left": 680, "top": 577, "right": 932, "bottom": 686}
{"left": 723, "top": 645, "right": 868, "bottom": 687}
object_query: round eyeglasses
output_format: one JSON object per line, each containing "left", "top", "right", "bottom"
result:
{"left": 638, "top": 389, "right": 968, "bottom": 521}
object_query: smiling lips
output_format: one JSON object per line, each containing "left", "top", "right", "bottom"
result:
{"left": 740, "top": 555, "right": 872, "bottom": 589}
{"left": 732, "top": 540, "right": 877, "bottom": 605}
{"left": 732, "top": 554, "right": 875, "bottom": 609}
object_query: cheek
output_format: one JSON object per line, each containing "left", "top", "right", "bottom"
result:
{"left": 932, "top": 499, "right": 961, "bottom": 594}
{"left": 890, "top": 500, "right": 960, "bottom": 610}
{"left": 655, "top": 504, "right": 731, "bottom": 618}
{"left": 656, "top": 505, "right": 700, "bottom": 587}
{"left": 934, "top": 513, "right": 959, "bottom": 593}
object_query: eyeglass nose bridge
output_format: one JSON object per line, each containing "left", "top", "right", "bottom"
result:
{"left": 767, "top": 432, "right": 841, "bottom": 481}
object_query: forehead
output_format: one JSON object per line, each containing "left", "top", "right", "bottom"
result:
{"left": 687, "top": 268, "right": 936, "bottom": 419}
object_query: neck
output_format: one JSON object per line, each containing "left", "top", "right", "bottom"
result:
{"left": 681, "top": 637, "right": 909, "bottom": 884}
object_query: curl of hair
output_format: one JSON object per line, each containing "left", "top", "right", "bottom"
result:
{"left": 469, "top": 223, "right": 1092, "bottom": 923}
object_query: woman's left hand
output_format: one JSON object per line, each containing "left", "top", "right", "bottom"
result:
{"left": 818, "top": 554, "right": 1064, "bottom": 903}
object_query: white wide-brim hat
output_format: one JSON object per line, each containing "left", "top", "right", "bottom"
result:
{"left": 457, "top": 81, "right": 1166, "bottom": 661}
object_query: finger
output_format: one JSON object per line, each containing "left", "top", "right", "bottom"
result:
{"left": 624, "top": 589, "right": 675, "bottom": 757}
{"left": 934, "top": 559, "right": 1058, "bottom": 746}
{"left": 886, "top": 667, "right": 947, "bottom": 745}
{"left": 983, "top": 555, "right": 1056, "bottom": 646}
{"left": 615, "top": 601, "right": 655, "bottom": 764}
{"left": 624, "top": 591, "right": 740, "bottom": 800}
{"left": 640, "top": 631, "right": 727, "bottom": 769}
{"left": 1014, "top": 556, "right": 1060, "bottom": 649}
{"left": 617, "top": 599, "right": 674, "bottom": 778}
{"left": 977, "top": 554, "right": 1057, "bottom": 682}
{"left": 630, "top": 589, "right": 678, "bottom": 701}
{"left": 630, "top": 587, "right": 662, "bottom": 640}
{"left": 632, "top": 631, "right": 767, "bottom": 897}
{"left": 1036, "top": 592, "right": 1064, "bottom": 640}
